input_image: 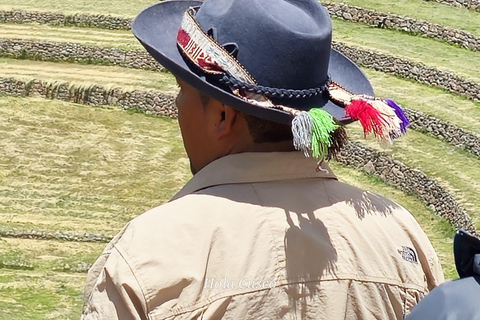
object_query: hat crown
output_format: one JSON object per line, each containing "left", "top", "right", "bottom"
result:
{"left": 195, "top": 0, "right": 332, "bottom": 105}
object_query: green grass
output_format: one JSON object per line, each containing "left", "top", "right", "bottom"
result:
{"left": 5, "top": 19, "right": 479, "bottom": 85}
{"left": 333, "top": 18, "right": 480, "bottom": 84}
{"left": 0, "top": 24, "right": 141, "bottom": 50}
{"left": 2, "top": 0, "right": 479, "bottom": 37}
{"left": 327, "top": 0, "right": 480, "bottom": 36}
{"left": 0, "top": 95, "right": 459, "bottom": 319}
{"left": 0, "top": 96, "right": 190, "bottom": 235}
{"left": 0, "top": 238, "right": 104, "bottom": 272}
{"left": 347, "top": 124, "right": 480, "bottom": 229}
{"left": 0, "top": 0, "right": 155, "bottom": 17}
{"left": 0, "top": 269, "right": 85, "bottom": 320}
{"left": 365, "top": 69, "right": 480, "bottom": 136}
{"left": 0, "top": 58, "right": 178, "bottom": 94}
{"left": 330, "top": 162, "right": 457, "bottom": 279}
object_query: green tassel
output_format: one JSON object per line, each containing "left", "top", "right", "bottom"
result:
{"left": 309, "top": 109, "right": 339, "bottom": 159}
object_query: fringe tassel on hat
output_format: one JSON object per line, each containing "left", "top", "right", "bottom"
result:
{"left": 385, "top": 99, "right": 410, "bottom": 134}
{"left": 292, "top": 109, "right": 339, "bottom": 159}
{"left": 328, "top": 82, "right": 409, "bottom": 145}
{"left": 326, "top": 126, "right": 348, "bottom": 160}
{"left": 292, "top": 111, "right": 314, "bottom": 157}
{"left": 344, "top": 99, "right": 388, "bottom": 139}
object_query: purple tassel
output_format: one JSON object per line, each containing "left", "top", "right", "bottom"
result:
{"left": 385, "top": 99, "right": 410, "bottom": 134}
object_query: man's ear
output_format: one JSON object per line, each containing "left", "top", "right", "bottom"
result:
{"left": 211, "top": 101, "right": 238, "bottom": 139}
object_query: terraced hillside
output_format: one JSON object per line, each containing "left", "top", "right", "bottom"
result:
{"left": 0, "top": 0, "right": 479, "bottom": 318}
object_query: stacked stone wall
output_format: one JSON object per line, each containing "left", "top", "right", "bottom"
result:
{"left": 1, "top": 76, "right": 477, "bottom": 234}
{"left": 0, "top": 10, "right": 131, "bottom": 29}
{"left": 323, "top": 2, "right": 480, "bottom": 51}
{"left": 0, "top": 39, "right": 163, "bottom": 71}
{"left": 2, "top": 74, "right": 479, "bottom": 159}
{"left": 337, "top": 142, "right": 476, "bottom": 234}
{"left": 0, "top": 77, "right": 176, "bottom": 118}
{"left": 4, "top": 39, "right": 479, "bottom": 103}
{"left": 406, "top": 108, "right": 480, "bottom": 157}
{"left": 1, "top": 5, "right": 479, "bottom": 50}
{"left": 333, "top": 42, "right": 480, "bottom": 102}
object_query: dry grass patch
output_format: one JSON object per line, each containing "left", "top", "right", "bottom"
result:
{"left": 0, "top": 24, "right": 140, "bottom": 50}
{"left": 0, "top": 238, "right": 104, "bottom": 272}
{"left": 0, "top": 96, "right": 190, "bottom": 235}
{"left": 0, "top": 58, "right": 178, "bottom": 94}
{"left": 0, "top": 0, "right": 154, "bottom": 17}
{"left": 0, "top": 269, "right": 85, "bottom": 320}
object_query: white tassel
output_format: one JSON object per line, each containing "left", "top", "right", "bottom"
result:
{"left": 292, "top": 111, "right": 313, "bottom": 157}
{"left": 369, "top": 99, "right": 402, "bottom": 144}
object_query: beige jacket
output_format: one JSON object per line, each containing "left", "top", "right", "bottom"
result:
{"left": 82, "top": 152, "right": 444, "bottom": 320}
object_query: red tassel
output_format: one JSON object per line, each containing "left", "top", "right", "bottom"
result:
{"left": 345, "top": 99, "right": 387, "bottom": 138}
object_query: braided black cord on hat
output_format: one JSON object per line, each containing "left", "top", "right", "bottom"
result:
{"left": 219, "top": 75, "right": 329, "bottom": 99}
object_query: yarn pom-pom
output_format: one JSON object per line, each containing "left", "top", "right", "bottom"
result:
{"left": 345, "top": 99, "right": 387, "bottom": 138}
{"left": 292, "top": 111, "right": 313, "bottom": 157}
{"left": 309, "top": 109, "right": 339, "bottom": 159}
{"left": 385, "top": 99, "right": 410, "bottom": 134}
{"left": 369, "top": 99, "right": 402, "bottom": 141}
{"left": 291, "top": 109, "right": 339, "bottom": 159}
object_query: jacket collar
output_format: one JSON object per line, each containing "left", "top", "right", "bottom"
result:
{"left": 171, "top": 151, "right": 337, "bottom": 201}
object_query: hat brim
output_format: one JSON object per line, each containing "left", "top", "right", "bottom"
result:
{"left": 132, "top": 0, "right": 374, "bottom": 125}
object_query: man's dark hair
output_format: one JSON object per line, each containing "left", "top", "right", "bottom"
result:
{"left": 242, "top": 113, "right": 293, "bottom": 143}
{"left": 198, "top": 90, "right": 292, "bottom": 143}
{"left": 197, "top": 91, "right": 347, "bottom": 157}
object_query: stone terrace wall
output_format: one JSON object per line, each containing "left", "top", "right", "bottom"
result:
{"left": 333, "top": 42, "right": 480, "bottom": 102}
{"left": 406, "top": 108, "right": 480, "bottom": 157}
{"left": 337, "top": 141, "right": 477, "bottom": 235}
{"left": 0, "top": 77, "right": 177, "bottom": 118}
{"left": 322, "top": 2, "right": 480, "bottom": 51}
{"left": 3, "top": 40, "right": 480, "bottom": 157}
{"left": 2, "top": 4, "right": 479, "bottom": 50}
{"left": 0, "top": 39, "right": 163, "bottom": 71}
{"left": 0, "top": 10, "right": 131, "bottom": 29}
{"left": 2, "top": 76, "right": 476, "bottom": 234}
{"left": 0, "top": 228, "right": 112, "bottom": 243}
{"left": 424, "top": 0, "right": 480, "bottom": 11}
{"left": 5, "top": 39, "right": 479, "bottom": 103}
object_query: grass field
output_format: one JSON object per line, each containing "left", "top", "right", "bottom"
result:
{"left": 0, "top": 0, "right": 154, "bottom": 17}
{"left": 0, "top": 96, "right": 188, "bottom": 235}
{"left": 0, "top": 58, "right": 177, "bottom": 94}
{"left": 2, "top": 0, "right": 478, "bottom": 36}
{"left": 347, "top": 123, "right": 480, "bottom": 228}
{"left": 0, "top": 0, "right": 479, "bottom": 318}
{"left": 333, "top": 19, "right": 480, "bottom": 84}
{"left": 0, "top": 24, "right": 141, "bottom": 50}
{"left": 0, "top": 96, "right": 458, "bottom": 319}
{"left": 4, "top": 20, "right": 479, "bottom": 85}
{"left": 329, "top": 0, "right": 480, "bottom": 36}
{"left": 0, "top": 268, "right": 86, "bottom": 320}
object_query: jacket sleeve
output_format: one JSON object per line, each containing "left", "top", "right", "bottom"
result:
{"left": 81, "top": 246, "right": 148, "bottom": 320}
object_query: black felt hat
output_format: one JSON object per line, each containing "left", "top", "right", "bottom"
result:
{"left": 132, "top": 0, "right": 374, "bottom": 125}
